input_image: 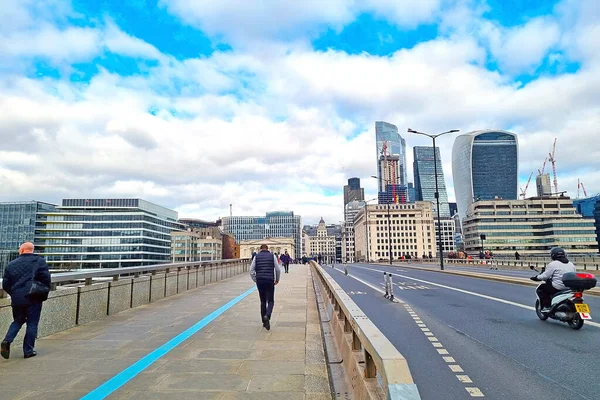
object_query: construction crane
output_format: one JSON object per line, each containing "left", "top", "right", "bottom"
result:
{"left": 548, "top": 138, "right": 558, "bottom": 194}
{"left": 578, "top": 179, "right": 588, "bottom": 198}
{"left": 520, "top": 171, "right": 534, "bottom": 198}
{"left": 538, "top": 157, "right": 547, "bottom": 176}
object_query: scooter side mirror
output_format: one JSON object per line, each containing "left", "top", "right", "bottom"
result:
{"left": 529, "top": 265, "right": 535, "bottom": 270}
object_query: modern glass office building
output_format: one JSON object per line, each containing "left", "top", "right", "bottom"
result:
{"left": 463, "top": 197, "right": 598, "bottom": 256}
{"left": 452, "top": 130, "right": 519, "bottom": 220}
{"left": 35, "top": 198, "right": 185, "bottom": 269}
{"left": 222, "top": 211, "right": 302, "bottom": 256}
{"left": 375, "top": 121, "right": 408, "bottom": 188}
{"left": 595, "top": 200, "right": 600, "bottom": 252}
{"left": 413, "top": 146, "right": 450, "bottom": 217}
{"left": 343, "top": 177, "right": 364, "bottom": 207}
{"left": 0, "top": 201, "right": 57, "bottom": 249}
{"left": 0, "top": 201, "right": 57, "bottom": 274}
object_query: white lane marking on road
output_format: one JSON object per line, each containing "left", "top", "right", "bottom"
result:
{"left": 466, "top": 387, "right": 485, "bottom": 397}
{"left": 449, "top": 365, "right": 464, "bottom": 373}
{"left": 336, "top": 269, "right": 403, "bottom": 303}
{"left": 355, "top": 265, "right": 600, "bottom": 329}
{"left": 401, "top": 303, "right": 485, "bottom": 397}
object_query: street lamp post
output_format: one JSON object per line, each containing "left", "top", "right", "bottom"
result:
{"left": 407, "top": 128, "right": 459, "bottom": 271}
{"left": 371, "top": 176, "right": 393, "bottom": 266}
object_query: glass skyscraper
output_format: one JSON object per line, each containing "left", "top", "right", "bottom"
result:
{"left": 413, "top": 146, "right": 450, "bottom": 217}
{"left": 375, "top": 121, "right": 408, "bottom": 188}
{"left": 35, "top": 198, "right": 185, "bottom": 269}
{"left": 222, "top": 211, "right": 302, "bottom": 256}
{"left": 343, "top": 177, "right": 364, "bottom": 207}
{"left": 452, "top": 130, "right": 519, "bottom": 220}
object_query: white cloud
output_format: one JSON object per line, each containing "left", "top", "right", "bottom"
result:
{"left": 1, "top": 0, "right": 600, "bottom": 225}
{"left": 160, "top": 0, "right": 443, "bottom": 47}
{"left": 482, "top": 17, "right": 561, "bottom": 73}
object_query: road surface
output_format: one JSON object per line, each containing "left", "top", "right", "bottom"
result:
{"left": 324, "top": 263, "right": 600, "bottom": 400}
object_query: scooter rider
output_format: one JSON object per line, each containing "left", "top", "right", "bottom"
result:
{"left": 530, "top": 247, "right": 576, "bottom": 312}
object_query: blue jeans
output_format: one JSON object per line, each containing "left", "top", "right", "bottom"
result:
{"left": 4, "top": 303, "right": 43, "bottom": 355}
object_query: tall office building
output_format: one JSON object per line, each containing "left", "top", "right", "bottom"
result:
{"left": 0, "top": 201, "right": 57, "bottom": 274}
{"left": 343, "top": 177, "right": 365, "bottom": 206}
{"left": 413, "top": 146, "right": 451, "bottom": 217}
{"left": 536, "top": 173, "right": 552, "bottom": 197}
{"left": 35, "top": 198, "right": 185, "bottom": 269}
{"left": 376, "top": 121, "right": 408, "bottom": 188}
{"left": 406, "top": 183, "right": 416, "bottom": 203}
{"left": 452, "top": 130, "right": 519, "bottom": 220}
{"left": 222, "top": 211, "right": 302, "bottom": 257}
{"left": 594, "top": 200, "right": 600, "bottom": 251}
{"left": 342, "top": 200, "right": 365, "bottom": 263}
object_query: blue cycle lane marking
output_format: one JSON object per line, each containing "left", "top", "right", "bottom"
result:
{"left": 80, "top": 286, "right": 257, "bottom": 400}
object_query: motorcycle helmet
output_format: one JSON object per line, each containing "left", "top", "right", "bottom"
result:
{"left": 550, "top": 247, "right": 566, "bottom": 261}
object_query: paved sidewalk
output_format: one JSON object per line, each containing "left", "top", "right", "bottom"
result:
{"left": 0, "top": 264, "right": 332, "bottom": 399}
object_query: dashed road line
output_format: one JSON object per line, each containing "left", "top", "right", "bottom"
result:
{"left": 331, "top": 267, "right": 486, "bottom": 397}
{"left": 403, "top": 303, "right": 485, "bottom": 397}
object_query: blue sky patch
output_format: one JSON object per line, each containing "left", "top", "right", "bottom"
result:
{"left": 313, "top": 13, "right": 438, "bottom": 56}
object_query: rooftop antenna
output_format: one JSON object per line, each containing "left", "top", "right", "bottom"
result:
{"left": 230, "top": 204, "right": 232, "bottom": 217}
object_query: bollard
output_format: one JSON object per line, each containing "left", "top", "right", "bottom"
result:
{"left": 388, "top": 273, "right": 394, "bottom": 301}
{"left": 383, "top": 273, "right": 389, "bottom": 298}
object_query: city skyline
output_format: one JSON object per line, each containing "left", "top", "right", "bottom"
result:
{"left": 1, "top": 1, "right": 599, "bottom": 226}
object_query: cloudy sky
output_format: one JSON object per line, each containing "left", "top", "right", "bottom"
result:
{"left": 1, "top": 0, "right": 599, "bottom": 225}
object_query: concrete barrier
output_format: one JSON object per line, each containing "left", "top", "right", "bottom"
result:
{"left": 0, "top": 259, "right": 250, "bottom": 343}
{"left": 310, "top": 261, "right": 421, "bottom": 400}
{"left": 108, "top": 278, "right": 133, "bottom": 315}
{"left": 132, "top": 276, "right": 151, "bottom": 307}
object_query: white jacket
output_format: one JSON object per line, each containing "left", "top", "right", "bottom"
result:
{"left": 537, "top": 260, "right": 576, "bottom": 290}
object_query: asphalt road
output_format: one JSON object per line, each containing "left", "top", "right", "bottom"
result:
{"left": 324, "top": 263, "right": 600, "bottom": 400}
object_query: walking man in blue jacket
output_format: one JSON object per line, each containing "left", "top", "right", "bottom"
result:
{"left": 1, "top": 242, "right": 51, "bottom": 359}
{"left": 250, "top": 244, "right": 281, "bottom": 330}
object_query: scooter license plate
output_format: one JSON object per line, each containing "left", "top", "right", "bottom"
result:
{"left": 575, "top": 304, "right": 590, "bottom": 313}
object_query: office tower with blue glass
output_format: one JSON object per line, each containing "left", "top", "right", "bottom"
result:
{"left": 413, "top": 146, "right": 451, "bottom": 217}
{"left": 452, "top": 130, "right": 519, "bottom": 220}
{"left": 375, "top": 121, "right": 408, "bottom": 204}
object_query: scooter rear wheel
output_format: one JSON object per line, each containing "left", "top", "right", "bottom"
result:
{"left": 568, "top": 314, "right": 584, "bottom": 330}
{"left": 535, "top": 299, "right": 548, "bottom": 321}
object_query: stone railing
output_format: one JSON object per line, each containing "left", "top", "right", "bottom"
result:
{"left": 310, "top": 261, "right": 421, "bottom": 400}
{"left": 0, "top": 259, "right": 250, "bottom": 342}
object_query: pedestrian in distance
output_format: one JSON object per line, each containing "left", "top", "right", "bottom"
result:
{"left": 249, "top": 244, "right": 281, "bottom": 331}
{"left": 281, "top": 251, "right": 292, "bottom": 273}
{"left": 2, "top": 242, "right": 51, "bottom": 360}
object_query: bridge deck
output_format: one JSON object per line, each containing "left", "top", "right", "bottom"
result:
{"left": 1, "top": 266, "right": 331, "bottom": 400}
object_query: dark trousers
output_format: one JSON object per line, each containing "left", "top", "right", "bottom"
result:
{"left": 4, "top": 303, "right": 43, "bottom": 355}
{"left": 537, "top": 282, "right": 559, "bottom": 309}
{"left": 256, "top": 281, "right": 275, "bottom": 320}
{"left": 283, "top": 263, "right": 289, "bottom": 273}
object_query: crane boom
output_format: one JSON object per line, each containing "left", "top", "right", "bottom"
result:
{"left": 581, "top": 182, "right": 588, "bottom": 197}
{"left": 538, "top": 157, "right": 547, "bottom": 176}
{"left": 520, "top": 171, "right": 534, "bottom": 198}
{"left": 548, "top": 138, "right": 558, "bottom": 194}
